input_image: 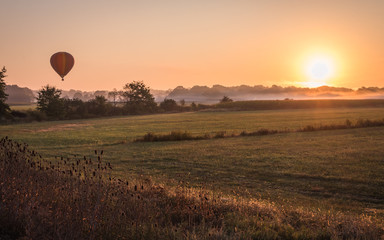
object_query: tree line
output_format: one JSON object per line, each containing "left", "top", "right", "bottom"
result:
{"left": 34, "top": 81, "right": 161, "bottom": 120}
{"left": 1, "top": 67, "right": 220, "bottom": 122}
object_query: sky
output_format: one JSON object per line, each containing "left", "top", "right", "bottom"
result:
{"left": 1, "top": 0, "right": 384, "bottom": 91}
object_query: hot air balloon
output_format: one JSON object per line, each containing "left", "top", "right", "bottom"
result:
{"left": 50, "top": 52, "right": 74, "bottom": 81}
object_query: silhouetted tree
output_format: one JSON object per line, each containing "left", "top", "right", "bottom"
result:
{"left": 191, "top": 102, "right": 197, "bottom": 111}
{"left": 88, "top": 95, "right": 109, "bottom": 116}
{"left": 0, "top": 67, "right": 10, "bottom": 118}
{"left": 121, "top": 81, "right": 157, "bottom": 114}
{"left": 220, "top": 96, "right": 233, "bottom": 103}
{"left": 108, "top": 88, "right": 120, "bottom": 106}
{"left": 73, "top": 92, "right": 83, "bottom": 100}
{"left": 94, "top": 91, "right": 108, "bottom": 98}
{"left": 160, "top": 98, "right": 178, "bottom": 112}
{"left": 36, "top": 85, "right": 65, "bottom": 119}
{"left": 63, "top": 98, "right": 86, "bottom": 118}
{"left": 179, "top": 99, "right": 185, "bottom": 106}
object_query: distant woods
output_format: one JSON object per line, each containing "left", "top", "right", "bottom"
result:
{"left": 4, "top": 81, "right": 200, "bottom": 122}
{"left": 33, "top": 81, "right": 172, "bottom": 120}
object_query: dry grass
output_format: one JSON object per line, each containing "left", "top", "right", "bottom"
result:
{"left": 1, "top": 137, "right": 383, "bottom": 239}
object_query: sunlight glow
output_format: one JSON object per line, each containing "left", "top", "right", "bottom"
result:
{"left": 303, "top": 55, "right": 336, "bottom": 87}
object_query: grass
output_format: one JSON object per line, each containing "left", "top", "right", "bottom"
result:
{"left": 134, "top": 118, "right": 384, "bottom": 142}
{"left": 1, "top": 107, "right": 384, "bottom": 220}
{"left": 1, "top": 137, "right": 383, "bottom": 239}
{"left": 2, "top": 107, "right": 384, "bottom": 142}
{"left": 215, "top": 99, "right": 384, "bottom": 111}
{"left": 8, "top": 103, "right": 37, "bottom": 111}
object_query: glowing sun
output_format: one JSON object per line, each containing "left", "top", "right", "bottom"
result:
{"left": 304, "top": 56, "right": 335, "bottom": 87}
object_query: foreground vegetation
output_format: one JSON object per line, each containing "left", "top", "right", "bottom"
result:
{"left": 1, "top": 137, "right": 383, "bottom": 239}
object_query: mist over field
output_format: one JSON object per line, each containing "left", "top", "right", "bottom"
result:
{"left": 6, "top": 83, "right": 384, "bottom": 104}
{"left": 165, "top": 85, "right": 384, "bottom": 102}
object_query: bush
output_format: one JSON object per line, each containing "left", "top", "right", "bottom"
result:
{"left": 10, "top": 110, "right": 27, "bottom": 118}
{"left": 301, "top": 125, "right": 316, "bottom": 132}
{"left": 159, "top": 98, "right": 179, "bottom": 112}
{"left": 214, "top": 131, "right": 226, "bottom": 138}
{"left": 26, "top": 110, "right": 47, "bottom": 122}
{"left": 139, "top": 131, "right": 196, "bottom": 142}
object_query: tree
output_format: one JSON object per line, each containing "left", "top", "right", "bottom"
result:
{"left": 191, "top": 102, "right": 197, "bottom": 111}
{"left": 108, "top": 88, "right": 120, "bottom": 106}
{"left": 94, "top": 91, "right": 108, "bottom": 98}
{"left": 0, "top": 67, "right": 10, "bottom": 118}
{"left": 63, "top": 98, "right": 86, "bottom": 118}
{"left": 73, "top": 92, "right": 83, "bottom": 100}
{"left": 36, "top": 85, "right": 65, "bottom": 118}
{"left": 88, "top": 95, "right": 109, "bottom": 116}
{"left": 220, "top": 96, "right": 233, "bottom": 103}
{"left": 121, "top": 81, "right": 157, "bottom": 114}
{"left": 160, "top": 98, "right": 178, "bottom": 112}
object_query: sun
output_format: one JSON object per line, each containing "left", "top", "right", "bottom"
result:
{"left": 304, "top": 56, "right": 335, "bottom": 87}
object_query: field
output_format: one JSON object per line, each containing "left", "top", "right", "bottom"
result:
{"left": 8, "top": 103, "right": 37, "bottom": 111}
{"left": 2, "top": 107, "right": 384, "bottom": 217}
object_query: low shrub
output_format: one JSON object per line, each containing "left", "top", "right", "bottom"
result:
{"left": 214, "top": 131, "right": 226, "bottom": 138}
{"left": 139, "top": 131, "right": 197, "bottom": 142}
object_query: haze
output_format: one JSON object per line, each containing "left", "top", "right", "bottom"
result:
{"left": 1, "top": 0, "right": 384, "bottom": 91}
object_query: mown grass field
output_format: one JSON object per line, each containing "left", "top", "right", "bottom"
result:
{"left": 1, "top": 107, "right": 384, "bottom": 217}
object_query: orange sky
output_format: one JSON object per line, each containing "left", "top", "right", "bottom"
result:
{"left": 1, "top": 0, "right": 384, "bottom": 91}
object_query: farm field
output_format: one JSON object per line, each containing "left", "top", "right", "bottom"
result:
{"left": 1, "top": 107, "right": 384, "bottom": 216}
{"left": 8, "top": 103, "right": 37, "bottom": 111}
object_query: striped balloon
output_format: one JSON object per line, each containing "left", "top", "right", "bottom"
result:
{"left": 50, "top": 52, "right": 74, "bottom": 81}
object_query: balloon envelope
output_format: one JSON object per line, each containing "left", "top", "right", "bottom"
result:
{"left": 50, "top": 52, "right": 74, "bottom": 81}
